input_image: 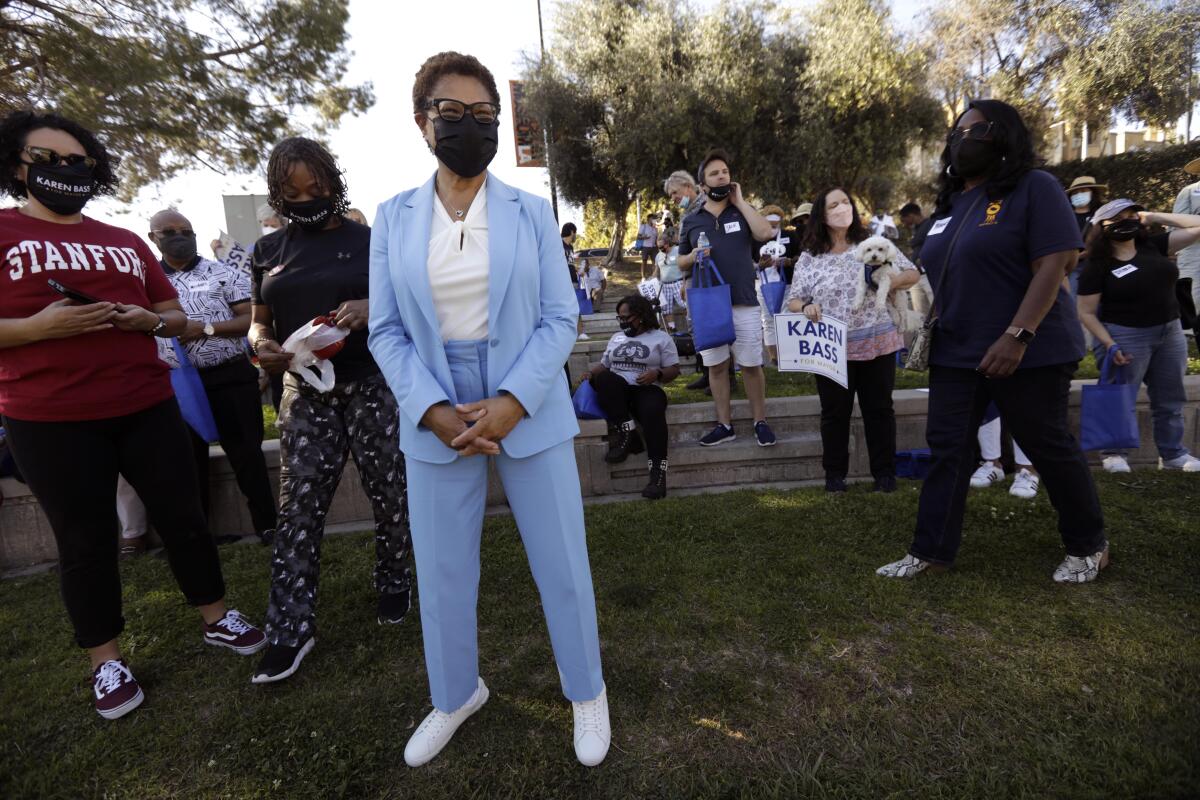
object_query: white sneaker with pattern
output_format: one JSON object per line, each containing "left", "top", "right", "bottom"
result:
{"left": 876, "top": 554, "right": 940, "bottom": 579}
{"left": 1102, "top": 455, "right": 1131, "bottom": 473}
{"left": 969, "top": 462, "right": 1005, "bottom": 489}
{"left": 573, "top": 685, "right": 611, "bottom": 767}
{"left": 1052, "top": 546, "right": 1110, "bottom": 584}
{"left": 404, "top": 678, "right": 489, "bottom": 767}
{"left": 1009, "top": 468, "right": 1040, "bottom": 499}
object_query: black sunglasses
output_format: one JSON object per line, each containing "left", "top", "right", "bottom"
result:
{"left": 22, "top": 146, "right": 97, "bottom": 170}
{"left": 425, "top": 98, "right": 500, "bottom": 124}
{"left": 948, "top": 121, "right": 995, "bottom": 144}
{"left": 152, "top": 227, "right": 195, "bottom": 238}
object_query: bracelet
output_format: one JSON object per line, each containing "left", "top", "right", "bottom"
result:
{"left": 251, "top": 335, "right": 277, "bottom": 354}
{"left": 801, "top": 302, "right": 813, "bottom": 313}
{"left": 146, "top": 315, "right": 166, "bottom": 336}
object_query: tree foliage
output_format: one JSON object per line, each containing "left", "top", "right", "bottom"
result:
{"left": 1043, "top": 141, "right": 1200, "bottom": 211}
{"left": 0, "top": 0, "right": 373, "bottom": 197}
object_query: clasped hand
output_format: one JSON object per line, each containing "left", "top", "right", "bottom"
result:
{"left": 422, "top": 394, "right": 527, "bottom": 457}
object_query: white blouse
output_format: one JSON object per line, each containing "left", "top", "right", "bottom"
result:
{"left": 428, "top": 181, "right": 490, "bottom": 341}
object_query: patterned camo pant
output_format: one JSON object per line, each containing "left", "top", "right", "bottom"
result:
{"left": 264, "top": 373, "right": 412, "bottom": 646}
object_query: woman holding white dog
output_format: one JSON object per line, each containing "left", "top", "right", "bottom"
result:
{"left": 787, "top": 187, "right": 919, "bottom": 493}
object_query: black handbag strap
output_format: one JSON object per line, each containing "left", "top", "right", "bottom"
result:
{"left": 926, "top": 193, "right": 985, "bottom": 320}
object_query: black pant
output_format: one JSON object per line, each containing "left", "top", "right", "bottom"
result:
{"left": 815, "top": 353, "right": 897, "bottom": 480}
{"left": 910, "top": 363, "right": 1106, "bottom": 564}
{"left": 191, "top": 357, "right": 278, "bottom": 535}
{"left": 589, "top": 370, "right": 669, "bottom": 461}
{"left": 4, "top": 399, "right": 225, "bottom": 648}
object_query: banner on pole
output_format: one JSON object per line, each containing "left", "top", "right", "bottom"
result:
{"left": 774, "top": 313, "right": 848, "bottom": 388}
{"left": 508, "top": 80, "right": 544, "bottom": 168}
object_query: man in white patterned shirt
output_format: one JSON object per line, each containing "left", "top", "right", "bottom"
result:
{"left": 147, "top": 209, "right": 278, "bottom": 544}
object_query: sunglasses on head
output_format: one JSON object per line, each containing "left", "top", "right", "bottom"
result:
{"left": 425, "top": 98, "right": 500, "bottom": 125}
{"left": 22, "top": 146, "right": 97, "bottom": 170}
{"left": 948, "top": 121, "right": 995, "bottom": 144}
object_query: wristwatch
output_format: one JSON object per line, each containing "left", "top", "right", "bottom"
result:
{"left": 203, "top": 322, "right": 215, "bottom": 337}
{"left": 1005, "top": 326, "right": 1036, "bottom": 345}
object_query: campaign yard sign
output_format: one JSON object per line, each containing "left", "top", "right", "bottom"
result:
{"left": 774, "top": 313, "right": 848, "bottom": 388}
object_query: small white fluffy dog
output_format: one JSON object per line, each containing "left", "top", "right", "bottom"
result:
{"left": 852, "top": 235, "right": 924, "bottom": 333}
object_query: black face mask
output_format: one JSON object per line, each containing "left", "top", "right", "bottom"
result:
{"left": 706, "top": 184, "right": 731, "bottom": 202}
{"left": 159, "top": 233, "right": 197, "bottom": 263}
{"left": 1103, "top": 219, "right": 1141, "bottom": 242}
{"left": 281, "top": 197, "right": 335, "bottom": 231}
{"left": 950, "top": 138, "right": 999, "bottom": 181}
{"left": 620, "top": 322, "right": 639, "bottom": 337}
{"left": 25, "top": 162, "right": 96, "bottom": 216}
{"left": 433, "top": 116, "right": 499, "bottom": 178}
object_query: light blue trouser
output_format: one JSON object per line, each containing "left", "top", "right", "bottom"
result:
{"left": 1094, "top": 321, "right": 1190, "bottom": 461}
{"left": 406, "top": 339, "right": 605, "bottom": 712}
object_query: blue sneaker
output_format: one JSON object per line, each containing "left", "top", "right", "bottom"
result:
{"left": 754, "top": 420, "right": 777, "bottom": 447}
{"left": 699, "top": 423, "right": 736, "bottom": 447}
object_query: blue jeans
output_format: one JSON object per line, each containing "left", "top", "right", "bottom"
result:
{"left": 1094, "top": 321, "right": 1189, "bottom": 461}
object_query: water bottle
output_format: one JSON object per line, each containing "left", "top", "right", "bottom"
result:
{"left": 696, "top": 232, "right": 711, "bottom": 265}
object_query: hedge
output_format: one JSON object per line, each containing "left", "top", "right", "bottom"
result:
{"left": 1043, "top": 140, "right": 1200, "bottom": 210}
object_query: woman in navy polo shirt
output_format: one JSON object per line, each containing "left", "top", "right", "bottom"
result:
{"left": 1077, "top": 199, "right": 1200, "bottom": 474}
{"left": 877, "top": 99, "right": 1110, "bottom": 585}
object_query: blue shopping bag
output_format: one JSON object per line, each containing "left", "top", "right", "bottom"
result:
{"left": 760, "top": 272, "right": 787, "bottom": 316}
{"left": 689, "top": 254, "right": 736, "bottom": 352}
{"left": 1080, "top": 345, "right": 1140, "bottom": 452}
{"left": 572, "top": 379, "right": 606, "bottom": 420}
{"left": 576, "top": 285, "right": 593, "bottom": 316}
{"left": 169, "top": 338, "right": 220, "bottom": 443}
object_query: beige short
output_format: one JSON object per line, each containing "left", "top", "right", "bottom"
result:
{"left": 699, "top": 305, "right": 764, "bottom": 367}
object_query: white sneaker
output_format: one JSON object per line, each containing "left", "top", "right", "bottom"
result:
{"left": 403, "top": 678, "right": 490, "bottom": 768}
{"left": 1009, "top": 468, "right": 1040, "bottom": 499}
{"left": 573, "top": 685, "right": 611, "bottom": 767}
{"left": 1161, "top": 453, "right": 1200, "bottom": 472}
{"left": 1052, "top": 546, "right": 1110, "bottom": 584}
{"left": 577, "top": 332, "right": 590, "bottom": 341}
{"left": 969, "top": 462, "right": 1005, "bottom": 489}
{"left": 876, "top": 554, "right": 942, "bottom": 579}
{"left": 1102, "top": 455, "right": 1131, "bottom": 473}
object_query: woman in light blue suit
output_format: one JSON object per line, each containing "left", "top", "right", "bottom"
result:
{"left": 368, "top": 52, "right": 610, "bottom": 768}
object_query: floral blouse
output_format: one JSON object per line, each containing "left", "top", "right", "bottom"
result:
{"left": 786, "top": 247, "right": 916, "bottom": 361}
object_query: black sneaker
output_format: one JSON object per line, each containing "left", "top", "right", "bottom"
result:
{"left": 378, "top": 588, "right": 411, "bottom": 625}
{"left": 686, "top": 374, "right": 710, "bottom": 391}
{"left": 754, "top": 421, "right": 777, "bottom": 447}
{"left": 604, "top": 421, "right": 645, "bottom": 464}
{"left": 699, "top": 424, "right": 736, "bottom": 447}
{"left": 873, "top": 475, "right": 897, "bottom": 493}
{"left": 825, "top": 476, "right": 847, "bottom": 493}
{"left": 642, "top": 459, "right": 668, "bottom": 500}
{"left": 250, "top": 638, "right": 315, "bottom": 684}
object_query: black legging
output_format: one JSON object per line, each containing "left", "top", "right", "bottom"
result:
{"left": 589, "top": 370, "right": 669, "bottom": 461}
{"left": 814, "top": 352, "right": 897, "bottom": 480}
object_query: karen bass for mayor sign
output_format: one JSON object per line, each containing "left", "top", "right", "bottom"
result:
{"left": 774, "top": 313, "right": 849, "bottom": 388}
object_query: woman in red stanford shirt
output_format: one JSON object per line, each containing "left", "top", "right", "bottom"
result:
{"left": 0, "top": 111, "right": 266, "bottom": 721}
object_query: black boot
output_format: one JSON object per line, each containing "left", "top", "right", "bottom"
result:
{"left": 686, "top": 372, "right": 709, "bottom": 391}
{"left": 642, "top": 459, "right": 668, "bottom": 499}
{"left": 605, "top": 420, "right": 644, "bottom": 464}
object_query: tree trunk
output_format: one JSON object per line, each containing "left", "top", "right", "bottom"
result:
{"left": 606, "top": 196, "right": 631, "bottom": 268}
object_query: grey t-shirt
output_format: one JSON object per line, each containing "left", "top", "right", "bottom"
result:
{"left": 601, "top": 329, "right": 680, "bottom": 386}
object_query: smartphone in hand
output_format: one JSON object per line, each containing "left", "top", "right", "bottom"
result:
{"left": 47, "top": 279, "right": 107, "bottom": 305}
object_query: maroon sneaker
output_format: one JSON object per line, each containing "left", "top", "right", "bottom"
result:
{"left": 93, "top": 659, "right": 144, "bottom": 720}
{"left": 203, "top": 609, "right": 267, "bottom": 655}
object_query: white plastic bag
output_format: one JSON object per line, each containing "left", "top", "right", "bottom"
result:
{"left": 281, "top": 315, "right": 348, "bottom": 392}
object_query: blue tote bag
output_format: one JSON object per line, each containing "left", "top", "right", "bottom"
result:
{"left": 575, "top": 282, "right": 594, "bottom": 316}
{"left": 759, "top": 269, "right": 787, "bottom": 316}
{"left": 169, "top": 338, "right": 220, "bottom": 443}
{"left": 689, "top": 254, "right": 736, "bottom": 352}
{"left": 1080, "top": 345, "right": 1140, "bottom": 452}
{"left": 572, "top": 379, "right": 606, "bottom": 420}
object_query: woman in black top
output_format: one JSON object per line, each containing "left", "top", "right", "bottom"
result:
{"left": 249, "top": 137, "right": 413, "bottom": 683}
{"left": 1076, "top": 199, "right": 1200, "bottom": 474}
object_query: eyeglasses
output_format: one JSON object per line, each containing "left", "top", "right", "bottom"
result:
{"left": 616, "top": 314, "right": 637, "bottom": 324}
{"left": 425, "top": 98, "right": 500, "bottom": 124}
{"left": 948, "top": 121, "right": 995, "bottom": 144}
{"left": 22, "top": 146, "right": 97, "bottom": 170}
{"left": 152, "top": 227, "right": 195, "bottom": 238}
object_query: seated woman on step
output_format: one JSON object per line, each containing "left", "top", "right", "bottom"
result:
{"left": 581, "top": 293, "right": 680, "bottom": 499}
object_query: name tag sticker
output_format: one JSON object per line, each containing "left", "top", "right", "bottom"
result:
{"left": 779, "top": 236, "right": 790, "bottom": 244}
{"left": 1112, "top": 264, "right": 1138, "bottom": 278}
{"left": 928, "top": 218, "right": 952, "bottom": 236}
{"left": 724, "top": 221, "right": 742, "bottom": 234}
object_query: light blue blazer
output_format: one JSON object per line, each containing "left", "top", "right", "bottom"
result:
{"left": 368, "top": 173, "right": 580, "bottom": 465}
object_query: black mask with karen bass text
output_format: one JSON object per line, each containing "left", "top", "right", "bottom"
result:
{"left": 26, "top": 162, "right": 96, "bottom": 216}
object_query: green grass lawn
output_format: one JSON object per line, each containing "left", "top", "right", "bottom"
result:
{"left": 1, "top": 474, "right": 1197, "bottom": 798}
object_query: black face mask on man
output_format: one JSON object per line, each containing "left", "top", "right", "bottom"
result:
{"left": 25, "top": 162, "right": 96, "bottom": 216}
{"left": 706, "top": 184, "right": 732, "bottom": 202}
{"left": 281, "top": 197, "right": 335, "bottom": 231}
{"left": 159, "top": 232, "right": 197, "bottom": 262}
{"left": 1103, "top": 219, "right": 1141, "bottom": 242}
{"left": 949, "top": 138, "right": 1000, "bottom": 181}
{"left": 432, "top": 116, "right": 499, "bottom": 178}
